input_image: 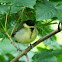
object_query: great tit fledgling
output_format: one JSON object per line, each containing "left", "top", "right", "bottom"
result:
{"left": 12, "top": 20, "right": 38, "bottom": 44}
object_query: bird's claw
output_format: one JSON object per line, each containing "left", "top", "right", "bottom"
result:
{"left": 30, "top": 43, "right": 33, "bottom": 48}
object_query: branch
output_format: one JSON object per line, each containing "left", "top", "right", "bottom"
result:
{"left": 11, "top": 25, "right": 62, "bottom": 62}
{"left": 5, "top": 32, "right": 22, "bottom": 51}
{"left": 25, "top": 54, "right": 29, "bottom": 62}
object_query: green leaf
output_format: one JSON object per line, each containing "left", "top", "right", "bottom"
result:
{"left": 0, "top": 55, "right": 6, "bottom": 62}
{"left": 44, "top": 39, "right": 61, "bottom": 50}
{"left": 38, "top": 56, "right": 57, "bottom": 62}
{"left": 21, "top": 8, "right": 36, "bottom": 21}
{"left": 6, "top": 53, "right": 14, "bottom": 61}
{"left": 56, "top": 5, "right": 62, "bottom": 13}
{"left": 56, "top": 5, "right": 62, "bottom": 23}
{"left": 0, "top": 5, "right": 10, "bottom": 14}
{"left": 49, "top": 0, "right": 62, "bottom": 2}
{"left": 32, "top": 49, "right": 62, "bottom": 62}
{"left": 0, "top": 39, "right": 17, "bottom": 55}
{"left": 35, "top": 1, "right": 57, "bottom": 21}
{"left": 37, "top": 47, "right": 48, "bottom": 51}
{"left": 56, "top": 55, "right": 62, "bottom": 62}
{"left": 0, "top": 32, "right": 6, "bottom": 39}
{"left": 12, "top": 0, "right": 36, "bottom": 8}
{"left": 0, "top": 0, "right": 13, "bottom": 3}
{"left": 10, "top": 6, "right": 25, "bottom": 13}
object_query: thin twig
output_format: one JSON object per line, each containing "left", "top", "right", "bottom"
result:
{"left": 11, "top": 25, "right": 62, "bottom": 62}
{"left": 5, "top": 14, "right": 8, "bottom": 29}
{"left": 11, "top": 9, "right": 25, "bottom": 37}
{"left": 5, "top": 32, "right": 22, "bottom": 51}
{"left": 25, "top": 54, "right": 29, "bottom": 62}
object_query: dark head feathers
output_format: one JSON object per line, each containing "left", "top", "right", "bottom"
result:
{"left": 24, "top": 20, "right": 35, "bottom": 26}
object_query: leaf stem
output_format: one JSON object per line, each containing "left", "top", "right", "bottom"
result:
{"left": 5, "top": 14, "right": 8, "bottom": 31}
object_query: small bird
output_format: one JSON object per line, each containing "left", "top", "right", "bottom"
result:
{"left": 13, "top": 20, "right": 38, "bottom": 44}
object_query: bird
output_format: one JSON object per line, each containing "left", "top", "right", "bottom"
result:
{"left": 13, "top": 20, "right": 38, "bottom": 44}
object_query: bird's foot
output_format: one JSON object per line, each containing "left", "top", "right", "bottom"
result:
{"left": 17, "top": 43, "right": 20, "bottom": 51}
{"left": 30, "top": 43, "right": 33, "bottom": 48}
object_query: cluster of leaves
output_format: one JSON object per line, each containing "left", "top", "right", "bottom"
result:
{"left": 32, "top": 48, "right": 62, "bottom": 62}
{"left": 0, "top": 0, "right": 62, "bottom": 62}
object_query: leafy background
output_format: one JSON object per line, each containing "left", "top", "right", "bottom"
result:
{"left": 0, "top": 0, "right": 62, "bottom": 62}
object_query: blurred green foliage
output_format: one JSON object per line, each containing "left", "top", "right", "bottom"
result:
{"left": 0, "top": 0, "right": 62, "bottom": 62}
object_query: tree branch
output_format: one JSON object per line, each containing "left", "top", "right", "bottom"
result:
{"left": 25, "top": 54, "right": 29, "bottom": 62}
{"left": 11, "top": 25, "right": 62, "bottom": 62}
{"left": 5, "top": 32, "right": 22, "bottom": 51}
